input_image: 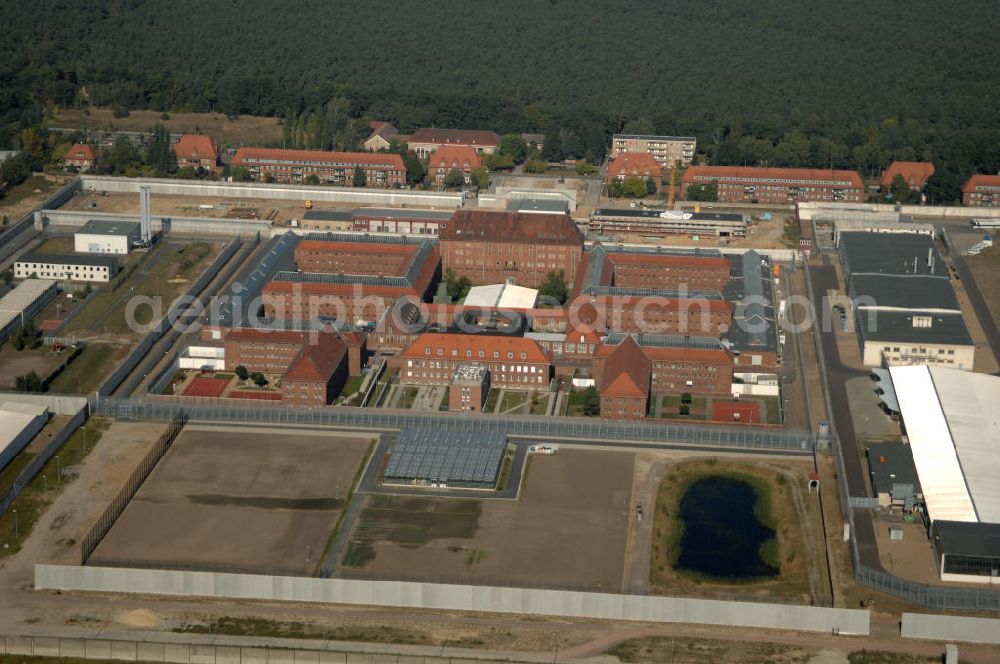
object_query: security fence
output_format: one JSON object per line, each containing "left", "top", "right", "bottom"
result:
{"left": 97, "top": 235, "right": 245, "bottom": 398}
{"left": 91, "top": 397, "right": 814, "bottom": 452}
{"left": 0, "top": 405, "right": 88, "bottom": 518}
{"left": 44, "top": 287, "right": 100, "bottom": 336}
{"left": 79, "top": 412, "right": 187, "bottom": 564}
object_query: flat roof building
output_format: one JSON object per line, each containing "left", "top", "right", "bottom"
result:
{"left": 384, "top": 428, "right": 508, "bottom": 489}
{"left": 590, "top": 208, "right": 749, "bottom": 240}
{"left": 0, "top": 401, "right": 49, "bottom": 474}
{"left": 0, "top": 279, "right": 59, "bottom": 344}
{"left": 866, "top": 443, "right": 922, "bottom": 510}
{"left": 15, "top": 252, "right": 120, "bottom": 283}
{"left": 351, "top": 207, "right": 455, "bottom": 235}
{"left": 74, "top": 219, "right": 141, "bottom": 255}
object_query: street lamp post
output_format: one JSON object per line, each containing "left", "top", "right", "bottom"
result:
{"left": 12, "top": 509, "right": 18, "bottom": 539}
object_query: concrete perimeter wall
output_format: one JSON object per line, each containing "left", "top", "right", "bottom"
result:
{"left": 902, "top": 612, "right": 1000, "bottom": 645}
{"left": 41, "top": 209, "right": 271, "bottom": 237}
{"left": 78, "top": 176, "right": 464, "bottom": 209}
{"left": 799, "top": 201, "right": 1000, "bottom": 222}
{"left": 0, "top": 392, "right": 89, "bottom": 416}
{"left": 35, "top": 565, "right": 870, "bottom": 635}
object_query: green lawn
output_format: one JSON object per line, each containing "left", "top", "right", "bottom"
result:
{"left": 342, "top": 374, "right": 363, "bottom": 396}
{"left": 46, "top": 343, "right": 126, "bottom": 394}
{"left": 658, "top": 395, "right": 707, "bottom": 420}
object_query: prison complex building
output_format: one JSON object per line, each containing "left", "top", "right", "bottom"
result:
{"left": 610, "top": 134, "right": 697, "bottom": 166}
{"left": 398, "top": 332, "right": 551, "bottom": 389}
{"left": 262, "top": 236, "right": 440, "bottom": 323}
{"left": 230, "top": 148, "right": 406, "bottom": 187}
{"left": 173, "top": 134, "right": 219, "bottom": 172}
{"left": 350, "top": 208, "right": 455, "bottom": 235}
{"left": 880, "top": 161, "right": 934, "bottom": 193}
{"left": 14, "top": 252, "right": 120, "bottom": 283}
{"left": 219, "top": 327, "right": 364, "bottom": 407}
{"left": 592, "top": 334, "right": 734, "bottom": 420}
{"left": 406, "top": 128, "right": 500, "bottom": 159}
{"left": 962, "top": 174, "right": 1000, "bottom": 207}
{"left": 589, "top": 208, "right": 749, "bottom": 240}
{"left": 439, "top": 210, "right": 585, "bottom": 288}
{"left": 681, "top": 165, "right": 865, "bottom": 203}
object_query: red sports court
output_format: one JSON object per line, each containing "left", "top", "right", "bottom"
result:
{"left": 182, "top": 376, "right": 229, "bottom": 398}
{"left": 711, "top": 400, "right": 761, "bottom": 424}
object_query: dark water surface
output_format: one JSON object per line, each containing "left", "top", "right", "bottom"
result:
{"left": 676, "top": 476, "right": 779, "bottom": 580}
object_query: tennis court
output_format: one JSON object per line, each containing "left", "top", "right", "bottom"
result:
{"left": 183, "top": 376, "right": 230, "bottom": 398}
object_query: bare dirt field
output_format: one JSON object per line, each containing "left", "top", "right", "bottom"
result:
{"left": 341, "top": 449, "right": 634, "bottom": 591}
{"left": 0, "top": 174, "right": 71, "bottom": 223}
{"left": 0, "top": 344, "right": 66, "bottom": 388}
{"left": 88, "top": 426, "right": 373, "bottom": 575}
{"left": 60, "top": 191, "right": 347, "bottom": 228}
{"left": 49, "top": 108, "right": 284, "bottom": 147}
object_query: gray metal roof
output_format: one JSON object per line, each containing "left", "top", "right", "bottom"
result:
{"left": 592, "top": 208, "right": 744, "bottom": 223}
{"left": 510, "top": 198, "right": 570, "bottom": 214}
{"left": 302, "top": 209, "right": 355, "bottom": 222}
{"left": 384, "top": 428, "right": 508, "bottom": 486}
{"left": 856, "top": 309, "right": 973, "bottom": 346}
{"left": 867, "top": 443, "right": 921, "bottom": 495}
{"left": 353, "top": 208, "right": 454, "bottom": 221}
{"left": 17, "top": 252, "right": 120, "bottom": 269}
{"left": 934, "top": 520, "right": 1000, "bottom": 559}
{"left": 579, "top": 245, "right": 608, "bottom": 293}
{"left": 77, "top": 219, "right": 140, "bottom": 237}
{"left": 604, "top": 332, "right": 724, "bottom": 351}
{"left": 851, "top": 274, "right": 960, "bottom": 312}
{"left": 840, "top": 231, "right": 948, "bottom": 278}
{"left": 723, "top": 250, "right": 777, "bottom": 353}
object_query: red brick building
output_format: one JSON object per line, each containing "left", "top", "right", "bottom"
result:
{"left": 64, "top": 143, "right": 96, "bottom": 172}
{"left": 231, "top": 148, "right": 406, "bottom": 187}
{"left": 427, "top": 145, "right": 481, "bottom": 184}
{"left": 880, "top": 161, "right": 934, "bottom": 193}
{"left": 220, "top": 327, "right": 363, "bottom": 407}
{"left": 263, "top": 239, "right": 440, "bottom": 323}
{"left": 407, "top": 128, "right": 500, "bottom": 159}
{"left": 399, "top": 333, "right": 551, "bottom": 389}
{"left": 573, "top": 295, "right": 731, "bottom": 336}
{"left": 644, "top": 345, "right": 733, "bottom": 395}
{"left": 448, "top": 364, "right": 490, "bottom": 412}
{"left": 607, "top": 152, "right": 662, "bottom": 182}
{"left": 962, "top": 174, "right": 1000, "bottom": 207}
{"left": 681, "top": 165, "right": 864, "bottom": 203}
{"left": 439, "top": 210, "right": 584, "bottom": 288}
{"left": 603, "top": 252, "right": 731, "bottom": 292}
{"left": 174, "top": 134, "right": 219, "bottom": 172}
{"left": 593, "top": 335, "right": 650, "bottom": 420}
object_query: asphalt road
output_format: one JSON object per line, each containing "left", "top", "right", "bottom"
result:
{"left": 808, "top": 262, "right": 881, "bottom": 570}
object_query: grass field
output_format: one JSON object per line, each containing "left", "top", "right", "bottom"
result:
{"left": 0, "top": 175, "right": 68, "bottom": 221}
{"left": 0, "top": 418, "right": 109, "bottom": 557}
{"left": 649, "top": 459, "right": 816, "bottom": 602}
{"left": 174, "top": 616, "right": 434, "bottom": 646}
{"left": 50, "top": 107, "right": 284, "bottom": 147}
{"left": 46, "top": 343, "right": 128, "bottom": 394}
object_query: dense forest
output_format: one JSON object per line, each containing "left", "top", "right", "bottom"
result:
{"left": 1, "top": 0, "right": 999, "bottom": 201}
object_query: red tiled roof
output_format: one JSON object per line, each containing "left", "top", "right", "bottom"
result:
{"left": 368, "top": 121, "right": 399, "bottom": 136}
{"left": 263, "top": 280, "right": 418, "bottom": 298}
{"left": 400, "top": 332, "right": 550, "bottom": 364}
{"left": 440, "top": 210, "right": 584, "bottom": 245}
{"left": 408, "top": 128, "right": 500, "bottom": 147}
{"left": 283, "top": 333, "right": 347, "bottom": 383}
{"left": 608, "top": 153, "right": 662, "bottom": 180}
{"left": 880, "top": 161, "right": 934, "bottom": 188}
{"left": 564, "top": 321, "right": 604, "bottom": 345}
{"left": 598, "top": 336, "right": 650, "bottom": 399}
{"left": 66, "top": 143, "right": 95, "bottom": 162}
{"left": 963, "top": 174, "right": 1000, "bottom": 193}
{"left": 682, "top": 165, "right": 863, "bottom": 189}
{"left": 641, "top": 346, "right": 732, "bottom": 364}
{"left": 174, "top": 134, "right": 217, "bottom": 161}
{"left": 428, "top": 145, "right": 481, "bottom": 171}
{"left": 224, "top": 328, "right": 309, "bottom": 344}
{"left": 576, "top": 295, "right": 731, "bottom": 314}
{"left": 232, "top": 147, "right": 405, "bottom": 170}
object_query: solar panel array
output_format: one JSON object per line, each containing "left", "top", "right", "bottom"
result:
{"left": 384, "top": 428, "right": 508, "bottom": 487}
{"left": 273, "top": 270, "right": 410, "bottom": 288}
{"left": 604, "top": 332, "right": 724, "bottom": 351}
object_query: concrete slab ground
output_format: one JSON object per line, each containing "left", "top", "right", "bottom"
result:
{"left": 845, "top": 376, "right": 900, "bottom": 443}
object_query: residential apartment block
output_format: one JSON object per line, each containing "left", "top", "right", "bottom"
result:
{"left": 681, "top": 165, "right": 864, "bottom": 203}
{"left": 230, "top": 148, "right": 406, "bottom": 187}
{"left": 610, "top": 134, "right": 697, "bottom": 166}
{"left": 962, "top": 174, "right": 1000, "bottom": 207}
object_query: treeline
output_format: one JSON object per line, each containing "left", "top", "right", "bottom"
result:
{"left": 1, "top": 0, "right": 998, "bottom": 201}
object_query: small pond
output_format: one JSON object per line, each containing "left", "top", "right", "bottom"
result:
{"left": 675, "top": 475, "right": 779, "bottom": 580}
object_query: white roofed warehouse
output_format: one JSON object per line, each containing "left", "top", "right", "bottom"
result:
{"left": 888, "top": 365, "right": 1000, "bottom": 584}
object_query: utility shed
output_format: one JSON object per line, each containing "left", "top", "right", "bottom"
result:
{"left": 384, "top": 428, "right": 508, "bottom": 489}
{"left": 866, "top": 443, "right": 921, "bottom": 510}
{"left": 74, "top": 219, "right": 140, "bottom": 255}
{"left": 932, "top": 521, "right": 1000, "bottom": 582}
{"left": 0, "top": 401, "right": 50, "bottom": 473}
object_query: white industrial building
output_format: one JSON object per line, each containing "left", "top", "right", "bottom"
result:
{"left": 464, "top": 283, "right": 539, "bottom": 309}
{"left": 889, "top": 365, "right": 1000, "bottom": 584}
{"left": 179, "top": 346, "right": 226, "bottom": 371}
{"left": 14, "top": 252, "right": 120, "bottom": 283}
{"left": 74, "top": 219, "right": 141, "bottom": 255}
{"left": 0, "top": 279, "right": 59, "bottom": 345}
{"left": 0, "top": 401, "right": 50, "bottom": 473}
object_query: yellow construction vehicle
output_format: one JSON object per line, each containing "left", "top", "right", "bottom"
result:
{"left": 303, "top": 200, "right": 313, "bottom": 209}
